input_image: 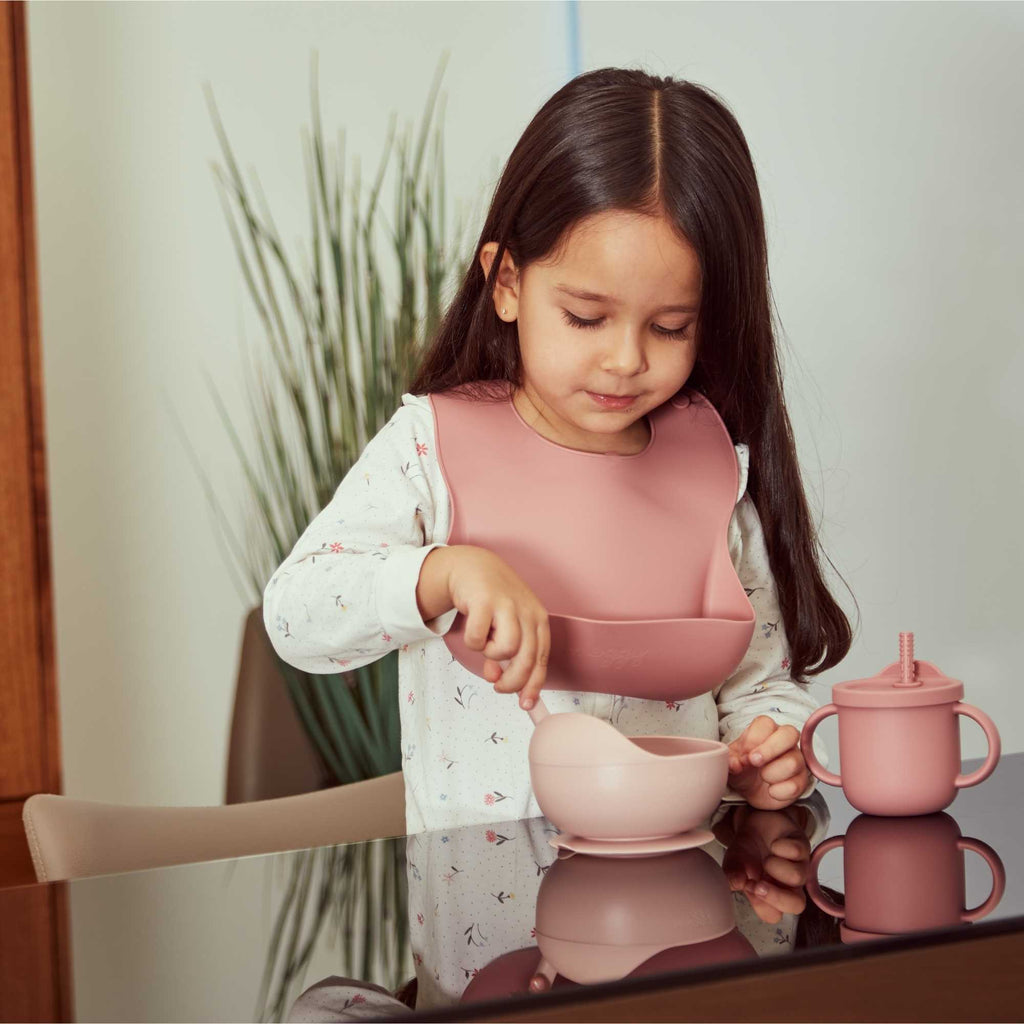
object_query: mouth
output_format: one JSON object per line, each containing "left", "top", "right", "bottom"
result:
{"left": 586, "top": 391, "right": 639, "bottom": 408}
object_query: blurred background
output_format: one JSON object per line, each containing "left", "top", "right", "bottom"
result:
{"left": 6, "top": 0, "right": 1023, "bottom": 1015}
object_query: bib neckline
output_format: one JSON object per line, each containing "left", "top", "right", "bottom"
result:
{"left": 507, "top": 391, "right": 657, "bottom": 459}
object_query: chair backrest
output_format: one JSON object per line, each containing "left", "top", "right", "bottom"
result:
{"left": 22, "top": 770, "right": 406, "bottom": 883}
{"left": 225, "top": 606, "right": 326, "bottom": 803}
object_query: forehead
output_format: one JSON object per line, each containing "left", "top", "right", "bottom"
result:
{"left": 536, "top": 210, "right": 701, "bottom": 298}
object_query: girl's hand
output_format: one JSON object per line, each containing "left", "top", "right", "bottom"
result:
{"left": 446, "top": 546, "right": 551, "bottom": 710}
{"left": 727, "top": 715, "right": 809, "bottom": 809}
{"left": 714, "top": 804, "right": 811, "bottom": 924}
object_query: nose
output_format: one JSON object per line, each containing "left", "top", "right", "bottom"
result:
{"left": 599, "top": 329, "right": 647, "bottom": 376}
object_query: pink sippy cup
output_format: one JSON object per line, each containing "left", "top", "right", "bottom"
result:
{"left": 800, "top": 632, "right": 1001, "bottom": 816}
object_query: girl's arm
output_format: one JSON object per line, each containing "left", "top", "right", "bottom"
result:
{"left": 262, "top": 398, "right": 457, "bottom": 674}
{"left": 713, "top": 451, "right": 830, "bottom": 799}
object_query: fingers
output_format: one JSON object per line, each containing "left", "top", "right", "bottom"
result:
{"left": 728, "top": 716, "right": 776, "bottom": 762}
{"left": 759, "top": 748, "right": 810, "bottom": 800}
{"left": 465, "top": 604, "right": 505, "bottom": 682}
{"left": 771, "top": 834, "right": 811, "bottom": 862}
{"left": 462, "top": 602, "right": 494, "bottom": 653}
{"left": 518, "top": 616, "right": 550, "bottom": 710}
{"left": 490, "top": 616, "right": 535, "bottom": 695}
{"left": 722, "top": 835, "right": 760, "bottom": 888}
{"left": 765, "top": 753, "right": 810, "bottom": 801}
{"left": 745, "top": 896, "right": 784, "bottom": 925}
{"left": 743, "top": 877, "right": 807, "bottom": 918}
{"left": 471, "top": 602, "right": 518, "bottom": 684}
{"left": 480, "top": 601, "right": 521, "bottom": 661}
{"left": 747, "top": 723, "right": 799, "bottom": 768}
{"left": 729, "top": 720, "right": 808, "bottom": 799}
{"left": 767, "top": 774, "right": 808, "bottom": 802}
{"left": 758, "top": 749, "right": 803, "bottom": 783}
{"left": 473, "top": 603, "right": 548, "bottom": 706}
{"left": 724, "top": 865, "right": 755, "bottom": 892}
{"left": 723, "top": 810, "right": 811, "bottom": 920}
{"left": 453, "top": 552, "right": 550, "bottom": 702}
{"left": 763, "top": 854, "right": 808, "bottom": 889}
{"left": 728, "top": 716, "right": 780, "bottom": 775}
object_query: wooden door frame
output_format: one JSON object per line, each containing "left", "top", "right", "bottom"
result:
{"left": 0, "top": 0, "right": 60, "bottom": 803}
{"left": 0, "top": 1, "right": 71, "bottom": 1019}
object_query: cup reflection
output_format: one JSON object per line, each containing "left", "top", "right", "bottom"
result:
{"left": 805, "top": 812, "right": 1005, "bottom": 943}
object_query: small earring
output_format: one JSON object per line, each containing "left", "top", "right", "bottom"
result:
{"left": 501, "top": 307, "right": 508, "bottom": 317}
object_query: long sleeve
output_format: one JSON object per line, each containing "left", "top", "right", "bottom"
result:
{"left": 714, "top": 454, "right": 830, "bottom": 800}
{"left": 262, "top": 399, "right": 458, "bottom": 675}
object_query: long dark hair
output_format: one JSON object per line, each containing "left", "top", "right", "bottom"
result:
{"left": 408, "top": 67, "right": 856, "bottom": 682}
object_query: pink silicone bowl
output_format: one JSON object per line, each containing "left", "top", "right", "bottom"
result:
{"left": 527, "top": 700, "right": 729, "bottom": 841}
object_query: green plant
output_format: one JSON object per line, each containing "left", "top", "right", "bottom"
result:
{"left": 175, "top": 48, "right": 481, "bottom": 785}
{"left": 164, "top": 50, "right": 485, "bottom": 1019}
{"left": 254, "top": 839, "right": 411, "bottom": 1023}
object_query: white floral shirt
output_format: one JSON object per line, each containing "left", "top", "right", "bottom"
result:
{"left": 263, "top": 393, "right": 829, "bottom": 835}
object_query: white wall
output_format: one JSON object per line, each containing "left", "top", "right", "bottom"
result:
{"left": 26, "top": 0, "right": 1023, "bottom": 810}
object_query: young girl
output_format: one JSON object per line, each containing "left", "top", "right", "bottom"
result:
{"left": 263, "top": 67, "right": 854, "bottom": 836}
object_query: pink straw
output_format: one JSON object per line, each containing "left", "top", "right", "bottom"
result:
{"left": 894, "top": 630, "right": 921, "bottom": 687}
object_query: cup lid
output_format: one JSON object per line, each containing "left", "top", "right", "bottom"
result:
{"left": 832, "top": 632, "right": 963, "bottom": 708}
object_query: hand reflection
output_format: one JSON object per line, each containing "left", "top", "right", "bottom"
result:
{"left": 713, "top": 804, "right": 810, "bottom": 924}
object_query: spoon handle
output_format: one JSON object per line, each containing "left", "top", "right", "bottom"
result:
{"left": 526, "top": 696, "right": 550, "bottom": 726}
{"left": 529, "top": 956, "right": 558, "bottom": 992}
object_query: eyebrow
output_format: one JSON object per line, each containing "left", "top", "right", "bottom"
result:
{"left": 554, "top": 283, "right": 699, "bottom": 313}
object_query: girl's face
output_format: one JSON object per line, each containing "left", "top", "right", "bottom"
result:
{"left": 481, "top": 209, "right": 702, "bottom": 455}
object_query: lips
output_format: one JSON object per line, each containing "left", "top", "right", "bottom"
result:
{"left": 587, "top": 391, "right": 638, "bottom": 408}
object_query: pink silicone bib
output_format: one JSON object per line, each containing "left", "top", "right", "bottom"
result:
{"left": 428, "top": 383, "right": 755, "bottom": 701}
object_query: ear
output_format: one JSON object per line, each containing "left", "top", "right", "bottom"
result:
{"left": 479, "top": 241, "right": 520, "bottom": 321}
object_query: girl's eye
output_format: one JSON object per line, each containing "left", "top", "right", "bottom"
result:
{"left": 562, "top": 309, "right": 603, "bottom": 331}
{"left": 561, "top": 309, "right": 692, "bottom": 340}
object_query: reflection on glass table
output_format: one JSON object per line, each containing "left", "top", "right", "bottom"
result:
{"left": 56, "top": 753, "right": 1022, "bottom": 1023}
{"left": 63, "top": 797, "right": 828, "bottom": 1022}
{"left": 806, "top": 812, "right": 1005, "bottom": 944}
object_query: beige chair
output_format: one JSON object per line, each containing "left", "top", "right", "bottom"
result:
{"left": 22, "top": 769, "right": 406, "bottom": 883}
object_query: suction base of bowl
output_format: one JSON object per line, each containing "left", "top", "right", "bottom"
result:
{"left": 549, "top": 827, "right": 714, "bottom": 859}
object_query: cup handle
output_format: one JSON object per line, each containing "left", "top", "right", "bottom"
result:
{"left": 800, "top": 704, "right": 842, "bottom": 787}
{"left": 804, "top": 835, "right": 846, "bottom": 919}
{"left": 958, "top": 837, "right": 1006, "bottom": 923}
{"left": 953, "top": 703, "right": 1001, "bottom": 788}
{"left": 958, "top": 835, "right": 1007, "bottom": 925}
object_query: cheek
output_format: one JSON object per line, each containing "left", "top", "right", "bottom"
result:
{"left": 661, "top": 342, "right": 699, "bottom": 378}
{"left": 521, "top": 329, "right": 582, "bottom": 381}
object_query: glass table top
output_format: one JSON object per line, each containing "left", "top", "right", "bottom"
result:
{"left": 13, "top": 753, "right": 1023, "bottom": 1022}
